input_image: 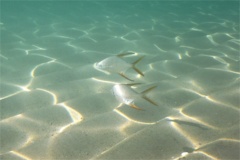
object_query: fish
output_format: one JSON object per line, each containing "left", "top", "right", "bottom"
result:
{"left": 112, "top": 84, "right": 158, "bottom": 110}
{"left": 95, "top": 52, "right": 144, "bottom": 81}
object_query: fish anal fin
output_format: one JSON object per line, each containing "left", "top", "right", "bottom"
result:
{"left": 143, "top": 95, "right": 158, "bottom": 106}
{"left": 119, "top": 73, "right": 134, "bottom": 81}
{"left": 129, "top": 104, "right": 144, "bottom": 110}
{"left": 117, "top": 51, "right": 136, "bottom": 57}
{"left": 141, "top": 86, "right": 157, "bottom": 94}
{"left": 132, "top": 56, "right": 145, "bottom": 76}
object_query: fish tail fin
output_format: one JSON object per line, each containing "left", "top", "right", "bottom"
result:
{"left": 117, "top": 51, "right": 136, "bottom": 57}
{"left": 141, "top": 86, "right": 157, "bottom": 94}
{"left": 132, "top": 56, "right": 145, "bottom": 76}
{"left": 119, "top": 73, "right": 134, "bottom": 81}
{"left": 143, "top": 95, "right": 158, "bottom": 106}
{"left": 141, "top": 86, "right": 158, "bottom": 106}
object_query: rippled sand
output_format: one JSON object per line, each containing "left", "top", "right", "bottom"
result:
{"left": 1, "top": 1, "right": 239, "bottom": 160}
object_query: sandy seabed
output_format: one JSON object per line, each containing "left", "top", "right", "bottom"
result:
{"left": 1, "top": 1, "right": 239, "bottom": 160}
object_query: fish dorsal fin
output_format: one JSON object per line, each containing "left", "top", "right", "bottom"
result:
{"left": 132, "top": 56, "right": 145, "bottom": 76}
{"left": 117, "top": 51, "right": 136, "bottom": 57}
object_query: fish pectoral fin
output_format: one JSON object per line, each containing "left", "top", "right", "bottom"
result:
{"left": 129, "top": 104, "right": 144, "bottom": 110}
{"left": 119, "top": 73, "right": 134, "bottom": 81}
{"left": 132, "top": 56, "right": 145, "bottom": 76}
{"left": 141, "top": 86, "right": 157, "bottom": 94}
{"left": 117, "top": 51, "right": 136, "bottom": 57}
{"left": 143, "top": 95, "right": 158, "bottom": 106}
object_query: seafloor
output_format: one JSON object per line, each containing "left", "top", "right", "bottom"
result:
{"left": 1, "top": 1, "right": 239, "bottom": 160}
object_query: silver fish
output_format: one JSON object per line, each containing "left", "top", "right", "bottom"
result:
{"left": 95, "top": 52, "right": 144, "bottom": 81}
{"left": 112, "top": 84, "right": 157, "bottom": 110}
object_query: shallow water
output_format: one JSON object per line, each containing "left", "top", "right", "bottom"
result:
{"left": 1, "top": 1, "right": 240, "bottom": 160}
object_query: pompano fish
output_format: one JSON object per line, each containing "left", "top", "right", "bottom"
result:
{"left": 95, "top": 52, "right": 144, "bottom": 81}
{"left": 112, "top": 84, "right": 158, "bottom": 110}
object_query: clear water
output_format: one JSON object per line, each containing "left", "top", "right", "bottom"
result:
{"left": 1, "top": 1, "right": 239, "bottom": 160}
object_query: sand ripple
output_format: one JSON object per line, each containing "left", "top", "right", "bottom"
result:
{"left": 1, "top": 1, "right": 239, "bottom": 160}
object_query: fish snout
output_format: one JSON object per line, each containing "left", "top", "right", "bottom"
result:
{"left": 95, "top": 62, "right": 103, "bottom": 69}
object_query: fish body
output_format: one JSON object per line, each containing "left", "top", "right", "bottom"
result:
{"left": 96, "top": 56, "right": 131, "bottom": 73}
{"left": 112, "top": 84, "right": 137, "bottom": 104}
{"left": 112, "top": 84, "right": 157, "bottom": 110}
